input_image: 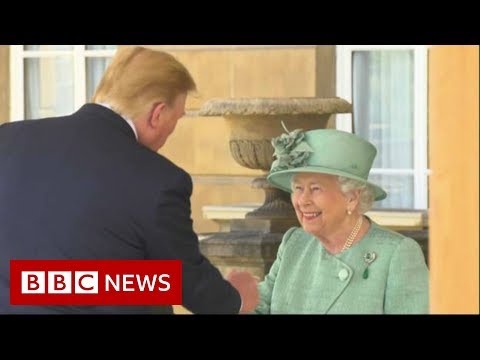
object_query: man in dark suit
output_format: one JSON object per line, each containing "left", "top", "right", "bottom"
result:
{"left": 0, "top": 46, "right": 259, "bottom": 314}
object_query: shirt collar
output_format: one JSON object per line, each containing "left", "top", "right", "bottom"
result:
{"left": 96, "top": 102, "right": 138, "bottom": 141}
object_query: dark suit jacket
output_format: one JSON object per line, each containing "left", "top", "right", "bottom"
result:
{"left": 0, "top": 104, "right": 241, "bottom": 314}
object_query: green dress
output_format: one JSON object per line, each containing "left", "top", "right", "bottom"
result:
{"left": 254, "top": 221, "right": 429, "bottom": 314}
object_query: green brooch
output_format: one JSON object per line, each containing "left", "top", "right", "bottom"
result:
{"left": 363, "top": 252, "right": 377, "bottom": 279}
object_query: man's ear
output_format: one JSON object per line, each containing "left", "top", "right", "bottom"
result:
{"left": 149, "top": 102, "right": 167, "bottom": 128}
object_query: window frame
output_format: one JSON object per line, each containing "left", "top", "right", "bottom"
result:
{"left": 9, "top": 45, "right": 117, "bottom": 122}
{"left": 336, "top": 45, "right": 429, "bottom": 210}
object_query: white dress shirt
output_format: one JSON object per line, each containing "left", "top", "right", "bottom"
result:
{"left": 96, "top": 103, "right": 138, "bottom": 141}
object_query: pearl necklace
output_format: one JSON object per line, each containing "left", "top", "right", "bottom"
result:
{"left": 341, "top": 216, "right": 364, "bottom": 252}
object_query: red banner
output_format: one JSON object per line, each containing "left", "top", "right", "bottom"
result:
{"left": 10, "top": 260, "right": 182, "bottom": 305}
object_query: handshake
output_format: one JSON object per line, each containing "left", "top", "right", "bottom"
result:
{"left": 226, "top": 270, "right": 260, "bottom": 314}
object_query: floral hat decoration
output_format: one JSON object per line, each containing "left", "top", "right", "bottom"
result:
{"left": 267, "top": 123, "right": 387, "bottom": 201}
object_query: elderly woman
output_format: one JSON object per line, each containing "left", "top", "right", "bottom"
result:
{"left": 254, "top": 128, "right": 429, "bottom": 314}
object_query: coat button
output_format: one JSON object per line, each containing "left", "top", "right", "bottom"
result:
{"left": 338, "top": 268, "right": 349, "bottom": 281}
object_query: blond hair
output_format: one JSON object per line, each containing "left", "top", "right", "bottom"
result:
{"left": 92, "top": 46, "right": 196, "bottom": 120}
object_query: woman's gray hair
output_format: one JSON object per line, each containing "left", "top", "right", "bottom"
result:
{"left": 338, "top": 176, "right": 374, "bottom": 214}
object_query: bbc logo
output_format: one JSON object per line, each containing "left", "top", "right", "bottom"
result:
{"left": 11, "top": 260, "right": 182, "bottom": 305}
{"left": 22, "top": 271, "right": 98, "bottom": 294}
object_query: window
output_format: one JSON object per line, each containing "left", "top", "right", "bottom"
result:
{"left": 336, "top": 45, "right": 429, "bottom": 210}
{"left": 10, "top": 45, "right": 117, "bottom": 121}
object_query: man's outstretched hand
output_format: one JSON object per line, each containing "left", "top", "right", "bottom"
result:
{"left": 226, "top": 270, "right": 260, "bottom": 314}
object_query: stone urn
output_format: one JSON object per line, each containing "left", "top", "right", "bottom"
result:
{"left": 197, "top": 97, "right": 352, "bottom": 231}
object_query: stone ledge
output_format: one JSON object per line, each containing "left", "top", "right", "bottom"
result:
{"left": 194, "top": 97, "right": 352, "bottom": 116}
{"left": 203, "top": 204, "right": 428, "bottom": 231}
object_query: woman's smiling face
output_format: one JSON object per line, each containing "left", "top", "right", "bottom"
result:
{"left": 291, "top": 173, "right": 349, "bottom": 239}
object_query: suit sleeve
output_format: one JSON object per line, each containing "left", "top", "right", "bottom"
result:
{"left": 254, "top": 227, "right": 297, "bottom": 314}
{"left": 384, "top": 237, "right": 429, "bottom": 314}
{"left": 147, "top": 170, "right": 241, "bottom": 314}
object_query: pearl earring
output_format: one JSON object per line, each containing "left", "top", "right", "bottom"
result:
{"left": 347, "top": 210, "right": 352, "bottom": 215}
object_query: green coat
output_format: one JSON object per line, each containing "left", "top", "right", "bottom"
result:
{"left": 255, "top": 221, "right": 429, "bottom": 314}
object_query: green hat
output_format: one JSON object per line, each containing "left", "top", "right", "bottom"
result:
{"left": 267, "top": 128, "right": 387, "bottom": 201}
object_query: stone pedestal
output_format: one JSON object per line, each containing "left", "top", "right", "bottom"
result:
{"left": 199, "top": 231, "right": 283, "bottom": 279}
{"left": 201, "top": 205, "right": 429, "bottom": 275}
